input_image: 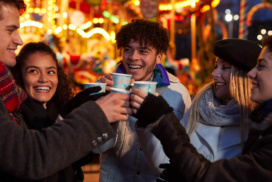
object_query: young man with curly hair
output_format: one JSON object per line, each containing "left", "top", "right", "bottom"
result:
{"left": 0, "top": 0, "right": 132, "bottom": 180}
{"left": 99, "top": 19, "right": 191, "bottom": 182}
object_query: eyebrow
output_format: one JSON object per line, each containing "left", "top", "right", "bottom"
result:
{"left": 6, "top": 25, "right": 19, "bottom": 29}
{"left": 25, "top": 66, "right": 57, "bottom": 70}
{"left": 258, "top": 58, "right": 267, "bottom": 64}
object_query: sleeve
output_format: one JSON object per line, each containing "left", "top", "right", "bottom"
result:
{"left": 149, "top": 112, "right": 272, "bottom": 182}
{"left": 0, "top": 98, "right": 116, "bottom": 180}
{"left": 135, "top": 87, "right": 191, "bottom": 174}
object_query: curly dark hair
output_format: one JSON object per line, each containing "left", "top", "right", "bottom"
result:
{"left": 0, "top": 0, "right": 26, "bottom": 19}
{"left": 12, "top": 42, "right": 73, "bottom": 109}
{"left": 263, "top": 35, "right": 272, "bottom": 52}
{"left": 116, "top": 19, "right": 169, "bottom": 54}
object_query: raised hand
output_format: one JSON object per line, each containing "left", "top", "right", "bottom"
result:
{"left": 96, "top": 93, "right": 132, "bottom": 123}
{"left": 99, "top": 74, "right": 114, "bottom": 92}
{"left": 130, "top": 88, "right": 148, "bottom": 114}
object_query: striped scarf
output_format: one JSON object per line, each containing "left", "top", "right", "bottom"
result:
{"left": 0, "top": 61, "right": 27, "bottom": 124}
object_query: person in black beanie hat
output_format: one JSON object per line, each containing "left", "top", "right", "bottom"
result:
{"left": 128, "top": 38, "right": 272, "bottom": 182}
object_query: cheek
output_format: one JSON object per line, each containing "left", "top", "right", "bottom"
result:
{"left": 23, "top": 76, "right": 35, "bottom": 90}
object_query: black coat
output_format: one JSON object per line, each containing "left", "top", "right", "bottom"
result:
{"left": 0, "top": 98, "right": 115, "bottom": 181}
{"left": 136, "top": 95, "right": 272, "bottom": 182}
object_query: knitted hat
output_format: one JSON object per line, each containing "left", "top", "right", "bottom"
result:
{"left": 213, "top": 39, "right": 262, "bottom": 72}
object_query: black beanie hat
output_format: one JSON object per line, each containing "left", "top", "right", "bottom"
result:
{"left": 213, "top": 39, "right": 262, "bottom": 72}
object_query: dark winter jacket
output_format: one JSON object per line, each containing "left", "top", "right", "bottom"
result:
{"left": 0, "top": 98, "right": 115, "bottom": 181}
{"left": 135, "top": 95, "right": 272, "bottom": 182}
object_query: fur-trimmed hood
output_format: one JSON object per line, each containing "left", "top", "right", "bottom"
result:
{"left": 248, "top": 99, "right": 272, "bottom": 131}
{"left": 248, "top": 112, "right": 272, "bottom": 131}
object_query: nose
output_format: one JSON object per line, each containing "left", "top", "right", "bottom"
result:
{"left": 129, "top": 50, "right": 140, "bottom": 60}
{"left": 13, "top": 30, "right": 23, "bottom": 46}
{"left": 211, "top": 68, "right": 221, "bottom": 78}
{"left": 247, "top": 67, "right": 256, "bottom": 79}
{"left": 38, "top": 73, "right": 48, "bottom": 83}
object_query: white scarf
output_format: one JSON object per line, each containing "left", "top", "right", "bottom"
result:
{"left": 199, "top": 88, "right": 241, "bottom": 126}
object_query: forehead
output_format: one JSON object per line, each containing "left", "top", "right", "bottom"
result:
{"left": 126, "top": 39, "right": 154, "bottom": 49}
{"left": 215, "top": 57, "right": 232, "bottom": 66}
{"left": 23, "top": 52, "right": 56, "bottom": 67}
{"left": 260, "top": 46, "right": 272, "bottom": 59}
{"left": 0, "top": 5, "right": 20, "bottom": 26}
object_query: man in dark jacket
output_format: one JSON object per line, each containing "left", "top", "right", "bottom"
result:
{"left": 0, "top": 0, "right": 132, "bottom": 180}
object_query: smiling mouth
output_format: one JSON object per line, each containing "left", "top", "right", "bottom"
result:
{"left": 8, "top": 49, "right": 15, "bottom": 53}
{"left": 34, "top": 86, "right": 50, "bottom": 92}
{"left": 214, "top": 82, "right": 225, "bottom": 90}
{"left": 128, "top": 65, "right": 143, "bottom": 72}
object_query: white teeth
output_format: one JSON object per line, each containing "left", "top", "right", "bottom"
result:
{"left": 9, "top": 50, "right": 15, "bottom": 53}
{"left": 216, "top": 83, "right": 224, "bottom": 86}
{"left": 129, "top": 65, "right": 142, "bottom": 69}
{"left": 34, "top": 87, "right": 50, "bottom": 91}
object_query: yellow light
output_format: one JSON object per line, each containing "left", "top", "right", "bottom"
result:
{"left": 200, "top": 5, "right": 210, "bottom": 13}
{"left": 159, "top": 0, "right": 212, "bottom": 11}
{"left": 93, "top": 18, "right": 99, "bottom": 24}
{"left": 42, "top": 9, "right": 47, "bottom": 14}
{"left": 25, "top": 14, "right": 30, "bottom": 19}
{"left": 80, "top": 21, "right": 92, "bottom": 30}
{"left": 20, "top": 21, "right": 43, "bottom": 29}
{"left": 69, "top": 24, "right": 77, "bottom": 30}
{"left": 99, "top": 18, "right": 104, "bottom": 24}
{"left": 63, "top": 12, "right": 68, "bottom": 18}
{"left": 212, "top": 0, "right": 220, "bottom": 8}
{"left": 110, "top": 31, "right": 116, "bottom": 43}
{"left": 28, "top": 8, "right": 33, "bottom": 13}
{"left": 34, "top": 8, "right": 40, "bottom": 13}
{"left": 54, "top": 26, "right": 62, "bottom": 34}
{"left": 134, "top": 0, "right": 140, "bottom": 6}
{"left": 63, "top": 24, "right": 68, "bottom": 30}
{"left": 85, "top": 28, "right": 111, "bottom": 40}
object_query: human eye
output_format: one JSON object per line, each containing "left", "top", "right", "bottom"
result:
{"left": 48, "top": 70, "right": 56, "bottom": 74}
{"left": 222, "top": 66, "right": 231, "bottom": 70}
{"left": 27, "top": 69, "right": 38, "bottom": 74}
{"left": 257, "top": 59, "right": 266, "bottom": 70}
{"left": 139, "top": 49, "right": 149, "bottom": 54}
{"left": 257, "top": 63, "right": 265, "bottom": 70}
{"left": 123, "top": 47, "right": 131, "bottom": 53}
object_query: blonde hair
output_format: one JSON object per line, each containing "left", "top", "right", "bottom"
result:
{"left": 187, "top": 66, "right": 256, "bottom": 143}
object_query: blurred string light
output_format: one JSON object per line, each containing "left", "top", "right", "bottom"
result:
{"left": 159, "top": 0, "right": 220, "bottom": 13}
{"left": 225, "top": 13, "right": 233, "bottom": 22}
{"left": 257, "top": 29, "right": 272, "bottom": 41}
{"left": 132, "top": 0, "right": 140, "bottom": 6}
{"left": 20, "top": 20, "right": 43, "bottom": 28}
{"left": 54, "top": 26, "right": 112, "bottom": 41}
{"left": 257, "top": 34, "right": 263, "bottom": 41}
{"left": 233, "top": 14, "right": 239, "bottom": 21}
{"left": 261, "top": 29, "right": 267, "bottom": 35}
{"left": 103, "top": 11, "right": 119, "bottom": 24}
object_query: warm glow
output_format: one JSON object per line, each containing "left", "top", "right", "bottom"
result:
{"left": 20, "top": 21, "right": 44, "bottom": 28}
{"left": 159, "top": 0, "right": 220, "bottom": 12}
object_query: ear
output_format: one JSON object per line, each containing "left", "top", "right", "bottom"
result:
{"left": 156, "top": 52, "right": 163, "bottom": 64}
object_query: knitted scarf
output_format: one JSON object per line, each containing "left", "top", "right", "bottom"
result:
{"left": 199, "top": 87, "right": 241, "bottom": 126}
{"left": 0, "top": 61, "right": 27, "bottom": 124}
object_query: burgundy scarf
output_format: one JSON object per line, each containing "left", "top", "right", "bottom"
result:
{"left": 0, "top": 61, "right": 27, "bottom": 124}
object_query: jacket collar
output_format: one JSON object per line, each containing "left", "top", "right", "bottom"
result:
{"left": 196, "top": 123, "right": 242, "bottom": 154}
